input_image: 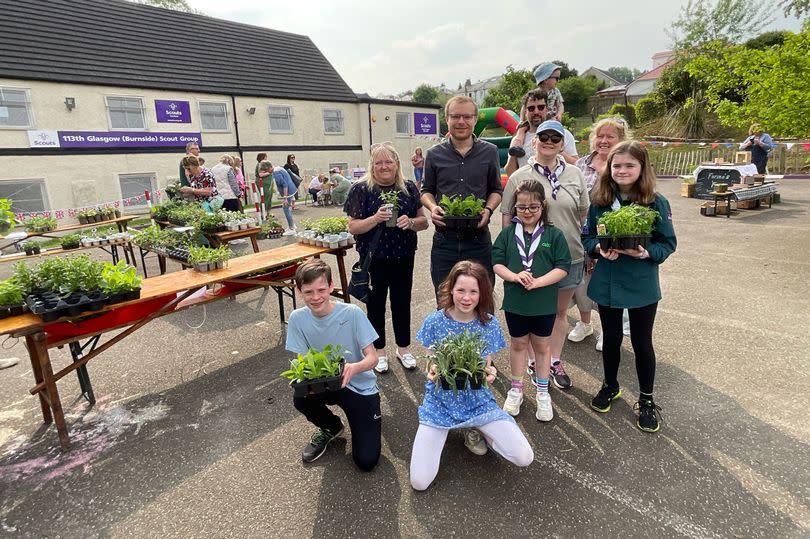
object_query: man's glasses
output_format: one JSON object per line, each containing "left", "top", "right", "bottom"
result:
{"left": 537, "top": 132, "right": 563, "bottom": 143}
{"left": 515, "top": 204, "right": 542, "bottom": 213}
{"left": 526, "top": 104, "right": 546, "bottom": 112}
{"left": 448, "top": 114, "right": 476, "bottom": 122}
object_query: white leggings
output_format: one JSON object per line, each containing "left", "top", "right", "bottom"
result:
{"left": 409, "top": 420, "right": 534, "bottom": 491}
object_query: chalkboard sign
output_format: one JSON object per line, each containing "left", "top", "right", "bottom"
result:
{"left": 695, "top": 168, "right": 741, "bottom": 199}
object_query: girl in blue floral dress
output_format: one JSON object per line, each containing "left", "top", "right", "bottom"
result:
{"left": 409, "top": 261, "right": 534, "bottom": 491}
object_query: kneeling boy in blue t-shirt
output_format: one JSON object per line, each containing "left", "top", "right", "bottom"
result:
{"left": 286, "top": 259, "right": 381, "bottom": 471}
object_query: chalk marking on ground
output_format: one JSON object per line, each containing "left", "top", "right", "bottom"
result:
{"left": 544, "top": 454, "right": 721, "bottom": 539}
{"left": 661, "top": 433, "right": 704, "bottom": 470}
{"left": 710, "top": 448, "right": 810, "bottom": 531}
{"left": 552, "top": 425, "right": 579, "bottom": 451}
{"left": 552, "top": 406, "right": 606, "bottom": 455}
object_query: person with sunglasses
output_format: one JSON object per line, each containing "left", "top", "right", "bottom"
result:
{"left": 533, "top": 63, "right": 565, "bottom": 122}
{"left": 501, "top": 120, "right": 589, "bottom": 400}
{"left": 505, "top": 89, "right": 548, "bottom": 176}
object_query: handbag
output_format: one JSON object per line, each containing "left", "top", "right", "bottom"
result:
{"left": 348, "top": 226, "right": 383, "bottom": 304}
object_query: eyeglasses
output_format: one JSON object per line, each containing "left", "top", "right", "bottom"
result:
{"left": 515, "top": 204, "right": 542, "bottom": 213}
{"left": 290, "top": 156, "right": 295, "bottom": 159}
{"left": 448, "top": 114, "right": 477, "bottom": 122}
{"left": 537, "top": 132, "right": 563, "bottom": 143}
{"left": 526, "top": 104, "right": 546, "bottom": 112}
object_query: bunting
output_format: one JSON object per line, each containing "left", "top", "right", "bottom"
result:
{"left": 14, "top": 188, "right": 168, "bottom": 221}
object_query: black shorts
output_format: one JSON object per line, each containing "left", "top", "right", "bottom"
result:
{"left": 504, "top": 311, "right": 556, "bottom": 338}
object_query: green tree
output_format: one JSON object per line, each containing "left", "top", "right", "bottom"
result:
{"left": 605, "top": 66, "right": 644, "bottom": 84}
{"left": 744, "top": 30, "right": 791, "bottom": 49}
{"left": 482, "top": 66, "right": 534, "bottom": 114}
{"left": 686, "top": 29, "right": 810, "bottom": 136}
{"left": 779, "top": 0, "right": 810, "bottom": 18}
{"left": 412, "top": 84, "right": 440, "bottom": 105}
{"left": 130, "top": 0, "right": 201, "bottom": 13}
{"left": 557, "top": 76, "right": 605, "bottom": 117}
{"left": 667, "top": 0, "right": 774, "bottom": 49}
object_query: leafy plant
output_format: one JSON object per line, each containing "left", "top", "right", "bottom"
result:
{"left": 0, "top": 198, "right": 18, "bottom": 234}
{"left": 101, "top": 261, "right": 142, "bottom": 294}
{"left": 187, "top": 245, "right": 229, "bottom": 266}
{"left": 597, "top": 204, "right": 660, "bottom": 237}
{"left": 439, "top": 194, "right": 485, "bottom": 217}
{"left": 197, "top": 211, "right": 225, "bottom": 231}
{"left": 280, "top": 345, "right": 345, "bottom": 383}
{"left": 311, "top": 216, "right": 349, "bottom": 235}
{"left": 60, "top": 233, "right": 82, "bottom": 248}
{"left": 24, "top": 216, "right": 57, "bottom": 232}
{"left": 21, "top": 240, "right": 43, "bottom": 252}
{"left": 298, "top": 218, "right": 315, "bottom": 231}
{"left": 13, "top": 255, "right": 107, "bottom": 296}
{"left": 378, "top": 190, "right": 401, "bottom": 211}
{"left": 78, "top": 209, "right": 97, "bottom": 219}
{"left": 261, "top": 214, "right": 282, "bottom": 232}
{"left": 0, "top": 279, "right": 24, "bottom": 307}
{"left": 431, "top": 330, "right": 488, "bottom": 392}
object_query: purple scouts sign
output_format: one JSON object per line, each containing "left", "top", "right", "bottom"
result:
{"left": 57, "top": 131, "right": 202, "bottom": 148}
{"left": 414, "top": 113, "right": 437, "bottom": 135}
{"left": 155, "top": 100, "right": 191, "bottom": 123}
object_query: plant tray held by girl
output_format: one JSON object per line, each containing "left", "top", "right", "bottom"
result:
{"left": 596, "top": 204, "right": 660, "bottom": 251}
{"left": 439, "top": 194, "right": 485, "bottom": 230}
{"left": 281, "top": 345, "right": 346, "bottom": 398}
{"left": 432, "top": 330, "right": 488, "bottom": 392}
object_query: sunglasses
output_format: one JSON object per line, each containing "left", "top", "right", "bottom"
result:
{"left": 526, "top": 104, "right": 546, "bottom": 112}
{"left": 537, "top": 132, "right": 563, "bottom": 143}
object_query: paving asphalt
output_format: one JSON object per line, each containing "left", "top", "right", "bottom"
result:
{"left": 0, "top": 179, "right": 808, "bottom": 538}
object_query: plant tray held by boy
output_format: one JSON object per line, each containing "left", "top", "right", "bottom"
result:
{"left": 281, "top": 345, "right": 346, "bottom": 398}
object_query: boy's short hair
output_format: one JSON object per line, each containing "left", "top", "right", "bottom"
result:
{"left": 259, "top": 160, "right": 274, "bottom": 171}
{"left": 295, "top": 259, "right": 332, "bottom": 289}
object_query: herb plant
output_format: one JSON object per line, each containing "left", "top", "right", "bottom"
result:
{"left": 281, "top": 345, "right": 345, "bottom": 383}
{"left": 0, "top": 279, "right": 25, "bottom": 307}
{"left": 378, "top": 190, "right": 401, "bottom": 211}
{"left": 101, "top": 261, "right": 142, "bottom": 294}
{"left": 24, "top": 216, "right": 58, "bottom": 232}
{"left": 431, "top": 330, "right": 488, "bottom": 392}
{"left": 439, "top": 194, "right": 485, "bottom": 217}
{"left": 60, "top": 233, "right": 82, "bottom": 248}
{"left": 0, "top": 198, "right": 18, "bottom": 234}
{"left": 597, "top": 204, "right": 659, "bottom": 237}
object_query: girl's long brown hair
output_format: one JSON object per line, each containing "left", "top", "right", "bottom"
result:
{"left": 590, "top": 140, "right": 657, "bottom": 206}
{"left": 438, "top": 261, "right": 494, "bottom": 324}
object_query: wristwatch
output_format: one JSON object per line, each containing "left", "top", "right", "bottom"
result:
{"left": 408, "top": 218, "right": 415, "bottom": 229}
{"left": 483, "top": 207, "right": 494, "bottom": 217}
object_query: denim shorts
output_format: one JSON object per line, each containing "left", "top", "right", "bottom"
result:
{"left": 558, "top": 261, "right": 584, "bottom": 290}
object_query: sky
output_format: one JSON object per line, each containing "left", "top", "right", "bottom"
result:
{"left": 186, "top": 0, "right": 804, "bottom": 96}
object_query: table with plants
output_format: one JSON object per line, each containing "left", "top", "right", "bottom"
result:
{"left": 0, "top": 241, "right": 352, "bottom": 451}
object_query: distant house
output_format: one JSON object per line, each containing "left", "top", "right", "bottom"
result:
{"left": 580, "top": 67, "right": 622, "bottom": 88}
{"left": 589, "top": 51, "right": 677, "bottom": 115}
{"left": 456, "top": 76, "right": 502, "bottom": 106}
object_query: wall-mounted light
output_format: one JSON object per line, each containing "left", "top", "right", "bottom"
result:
{"left": 246, "top": 107, "right": 256, "bottom": 115}
{"left": 384, "top": 115, "right": 390, "bottom": 121}
{"left": 64, "top": 97, "right": 76, "bottom": 111}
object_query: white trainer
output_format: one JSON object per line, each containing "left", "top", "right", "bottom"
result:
{"left": 463, "top": 429, "right": 488, "bottom": 456}
{"left": 396, "top": 351, "right": 417, "bottom": 370}
{"left": 596, "top": 333, "right": 603, "bottom": 351}
{"left": 282, "top": 228, "right": 296, "bottom": 236}
{"left": 536, "top": 392, "right": 554, "bottom": 421}
{"left": 567, "top": 321, "right": 594, "bottom": 342}
{"left": 503, "top": 388, "right": 524, "bottom": 416}
{"left": 374, "top": 356, "right": 389, "bottom": 373}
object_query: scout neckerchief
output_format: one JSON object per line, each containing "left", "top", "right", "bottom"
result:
{"left": 534, "top": 158, "right": 566, "bottom": 200}
{"left": 511, "top": 216, "right": 544, "bottom": 271}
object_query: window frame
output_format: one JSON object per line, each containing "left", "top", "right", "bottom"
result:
{"left": 0, "top": 178, "right": 49, "bottom": 213}
{"left": 105, "top": 95, "right": 147, "bottom": 131}
{"left": 118, "top": 172, "right": 158, "bottom": 208}
{"left": 395, "top": 111, "right": 411, "bottom": 136}
{"left": 268, "top": 104, "right": 294, "bottom": 134}
{"left": 198, "top": 100, "right": 230, "bottom": 133}
{"left": 322, "top": 108, "right": 344, "bottom": 135}
{"left": 0, "top": 86, "right": 34, "bottom": 130}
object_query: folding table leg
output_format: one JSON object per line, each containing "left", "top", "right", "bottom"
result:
{"left": 69, "top": 341, "right": 96, "bottom": 405}
{"left": 30, "top": 332, "right": 70, "bottom": 450}
{"left": 25, "top": 334, "right": 52, "bottom": 423}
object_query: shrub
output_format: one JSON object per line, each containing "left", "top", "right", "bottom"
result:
{"left": 608, "top": 103, "right": 636, "bottom": 127}
{"left": 635, "top": 94, "right": 666, "bottom": 125}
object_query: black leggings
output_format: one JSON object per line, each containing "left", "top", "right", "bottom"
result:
{"left": 598, "top": 302, "right": 658, "bottom": 395}
{"left": 293, "top": 388, "right": 381, "bottom": 472}
{"left": 368, "top": 256, "right": 415, "bottom": 350}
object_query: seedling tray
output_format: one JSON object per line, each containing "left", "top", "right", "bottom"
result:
{"left": 597, "top": 234, "right": 652, "bottom": 251}
{"left": 291, "top": 361, "right": 345, "bottom": 398}
{"left": 26, "top": 291, "right": 109, "bottom": 322}
{"left": 439, "top": 373, "right": 485, "bottom": 390}
{"left": 0, "top": 304, "right": 26, "bottom": 319}
{"left": 107, "top": 287, "right": 142, "bottom": 306}
{"left": 443, "top": 216, "right": 479, "bottom": 230}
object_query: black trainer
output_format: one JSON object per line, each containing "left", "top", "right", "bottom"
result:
{"left": 549, "top": 361, "right": 572, "bottom": 389}
{"left": 590, "top": 385, "right": 622, "bottom": 413}
{"left": 301, "top": 423, "right": 344, "bottom": 463}
{"left": 635, "top": 399, "right": 662, "bottom": 433}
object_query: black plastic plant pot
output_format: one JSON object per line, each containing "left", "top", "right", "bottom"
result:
{"left": 62, "top": 242, "right": 80, "bottom": 250}
{"left": 597, "top": 236, "right": 613, "bottom": 251}
{"left": 469, "top": 373, "right": 485, "bottom": 390}
{"left": 443, "top": 216, "right": 479, "bottom": 230}
{"left": 194, "top": 263, "right": 211, "bottom": 272}
{"left": 291, "top": 361, "right": 345, "bottom": 398}
{"left": 615, "top": 234, "right": 652, "bottom": 250}
{"left": 439, "top": 374, "right": 469, "bottom": 390}
{"left": 9, "top": 304, "right": 25, "bottom": 316}
{"left": 78, "top": 216, "right": 88, "bottom": 224}
{"left": 124, "top": 288, "right": 141, "bottom": 301}
{"left": 0, "top": 307, "right": 10, "bottom": 319}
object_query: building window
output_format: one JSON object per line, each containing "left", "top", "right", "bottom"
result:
{"left": 199, "top": 101, "right": 229, "bottom": 131}
{"left": 0, "top": 87, "right": 33, "bottom": 129}
{"left": 119, "top": 173, "right": 157, "bottom": 207}
{"left": 0, "top": 180, "right": 48, "bottom": 213}
{"left": 268, "top": 105, "right": 293, "bottom": 133}
{"left": 106, "top": 96, "right": 146, "bottom": 130}
{"left": 396, "top": 112, "right": 411, "bottom": 135}
{"left": 323, "top": 108, "right": 344, "bottom": 134}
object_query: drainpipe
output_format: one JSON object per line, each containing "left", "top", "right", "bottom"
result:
{"left": 367, "top": 102, "right": 373, "bottom": 149}
{"left": 231, "top": 95, "right": 246, "bottom": 203}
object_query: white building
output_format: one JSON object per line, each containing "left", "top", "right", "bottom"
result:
{"left": 456, "top": 76, "right": 502, "bottom": 107}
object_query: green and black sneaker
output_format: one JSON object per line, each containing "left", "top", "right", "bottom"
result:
{"left": 635, "top": 399, "right": 662, "bottom": 433}
{"left": 590, "top": 385, "right": 622, "bottom": 413}
{"left": 301, "top": 423, "right": 344, "bottom": 463}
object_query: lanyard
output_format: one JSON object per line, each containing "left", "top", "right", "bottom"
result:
{"left": 512, "top": 217, "right": 544, "bottom": 271}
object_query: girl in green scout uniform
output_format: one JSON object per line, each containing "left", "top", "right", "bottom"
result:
{"left": 493, "top": 179, "right": 571, "bottom": 421}
{"left": 582, "top": 141, "right": 677, "bottom": 433}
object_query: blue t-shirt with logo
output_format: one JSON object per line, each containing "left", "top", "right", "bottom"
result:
{"left": 285, "top": 302, "right": 379, "bottom": 395}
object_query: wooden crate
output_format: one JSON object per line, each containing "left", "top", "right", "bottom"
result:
{"left": 681, "top": 183, "right": 696, "bottom": 197}
{"left": 737, "top": 199, "right": 759, "bottom": 209}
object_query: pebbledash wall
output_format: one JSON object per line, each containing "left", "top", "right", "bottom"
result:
{"left": 0, "top": 78, "right": 440, "bottom": 217}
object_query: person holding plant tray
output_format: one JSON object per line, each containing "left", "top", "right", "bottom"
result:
{"left": 582, "top": 140, "right": 677, "bottom": 433}
{"left": 179, "top": 155, "right": 220, "bottom": 210}
{"left": 410, "top": 261, "right": 534, "bottom": 490}
{"left": 286, "top": 259, "right": 382, "bottom": 470}
{"left": 493, "top": 179, "right": 571, "bottom": 421}
{"left": 345, "top": 142, "right": 428, "bottom": 374}
{"left": 501, "top": 120, "right": 588, "bottom": 392}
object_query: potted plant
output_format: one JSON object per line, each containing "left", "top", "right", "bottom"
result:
{"left": 188, "top": 245, "right": 217, "bottom": 272}
{"left": 0, "top": 198, "right": 18, "bottom": 235}
{"left": 210, "top": 245, "right": 231, "bottom": 269}
{"left": 0, "top": 279, "right": 26, "bottom": 318}
{"left": 280, "top": 345, "right": 346, "bottom": 398}
{"left": 165, "top": 180, "right": 182, "bottom": 200}
{"left": 680, "top": 175, "right": 696, "bottom": 198}
{"left": 439, "top": 194, "right": 485, "bottom": 229}
{"left": 431, "top": 330, "right": 488, "bottom": 393}
{"left": 84, "top": 208, "right": 98, "bottom": 223}
{"left": 60, "top": 233, "right": 82, "bottom": 250}
{"left": 258, "top": 215, "right": 284, "bottom": 239}
{"left": 596, "top": 204, "right": 660, "bottom": 251}
{"left": 197, "top": 211, "right": 226, "bottom": 233}
{"left": 378, "top": 190, "right": 400, "bottom": 228}
{"left": 101, "top": 260, "right": 142, "bottom": 304}
{"left": 21, "top": 240, "right": 42, "bottom": 256}
{"left": 24, "top": 216, "right": 58, "bottom": 233}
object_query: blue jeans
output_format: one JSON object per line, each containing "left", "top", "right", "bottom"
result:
{"left": 281, "top": 203, "right": 294, "bottom": 228}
